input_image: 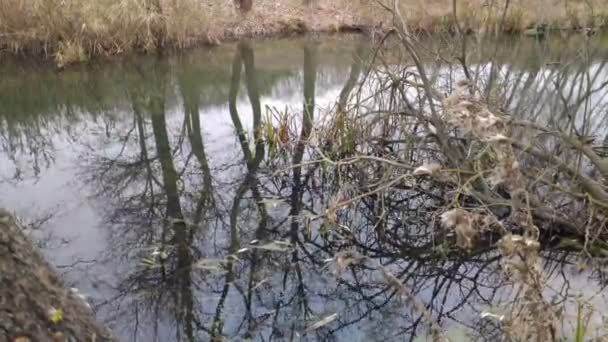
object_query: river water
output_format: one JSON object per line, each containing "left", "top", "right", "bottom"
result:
{"left": 2, "top": 34, "right": 608, "bottom": 341}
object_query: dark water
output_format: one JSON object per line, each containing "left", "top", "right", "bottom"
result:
{"left": 2, "top": 34, "right": 608, "bottom": 341}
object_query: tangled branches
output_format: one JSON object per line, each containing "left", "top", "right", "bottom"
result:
{"left": 294, "top": 4, "right": 608, "bottom": 339}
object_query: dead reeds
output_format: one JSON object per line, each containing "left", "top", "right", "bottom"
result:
{"left": 0, "top": 0, "right": 221, "bottom": 66}
{"left": 2, "top": 0, "right": 608, "bottom": 66}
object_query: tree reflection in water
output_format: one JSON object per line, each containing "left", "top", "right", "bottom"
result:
{"left": 1, "top": 36, "right": 608, "bottom": 341}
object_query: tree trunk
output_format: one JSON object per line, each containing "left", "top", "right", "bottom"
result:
{"left": 234, "top": 0, "right": 253, "bottom": 12}
{"left": 0, "top": 209, "right": 115, "bottom": 342}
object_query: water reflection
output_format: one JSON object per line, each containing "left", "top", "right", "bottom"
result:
{"left": 1, "top": 35, "right": 608, "bottom": 341}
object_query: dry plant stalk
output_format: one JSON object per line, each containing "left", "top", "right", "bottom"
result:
{"left": 440, "top": 80, "right": 563, "bottom": 341}
{"left": 322, "top": 4, "right": 608, "bottom": 336}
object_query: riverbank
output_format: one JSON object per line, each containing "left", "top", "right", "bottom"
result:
{"left": 1, "top": 0, "right": 607, "bottom": 66}
{"left": 0, "top": 0, "right": 373, "bottom": 67}
{"left": 0, "top": 209, "right": 115, "bottom": 341}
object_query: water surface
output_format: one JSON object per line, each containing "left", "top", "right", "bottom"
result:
{"left": 2, "top": 34, "right": 608, "bottom": 341}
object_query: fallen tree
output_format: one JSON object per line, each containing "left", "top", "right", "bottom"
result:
{"left": 0, "top": 209, "right": 115, "bottom": 342}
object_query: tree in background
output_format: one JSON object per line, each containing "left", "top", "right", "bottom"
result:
{"left": 234, "top": 0, "right": 253, "bottom": 12}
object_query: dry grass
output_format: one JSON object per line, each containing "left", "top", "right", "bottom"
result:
{"left": 0, "top": 0, "right": 365, "bottom": 65}
{"left": 1, "top": 0, "right": 607, "bottom": 66}
{"left": 0, "top": 0, "right": 219, "bottom": 65}
{"left": 383, "top": 0, "right": 608, "bottom": 33}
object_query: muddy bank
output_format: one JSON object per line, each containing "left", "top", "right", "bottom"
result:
{"left": 0, "top": 209, "right": 114, "bottom": 342}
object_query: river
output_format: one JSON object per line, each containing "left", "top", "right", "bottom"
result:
{"left": 2, "top": 33, "right": 608, "bottom": 341}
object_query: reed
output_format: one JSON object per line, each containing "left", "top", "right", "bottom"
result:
{"left": 0, "top": 0, "right": 220, "bottom": 65}
{"left": 1, "top": 0, "right": 607, "bottom": 66}
{"left": 389, "top": 0, "right": 608, "bottom": 34}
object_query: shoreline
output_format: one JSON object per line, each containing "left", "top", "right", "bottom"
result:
{"left": 1, "top": 0, "right": 607, "bottom": 67}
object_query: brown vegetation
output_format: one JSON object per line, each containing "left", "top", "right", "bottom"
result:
{"left": 396, "top": 0, "right": 608, "bottom": 33}
{"left": 297, "top": 4, "right": 608, "bottom": 339}
{"left": 0, "top": 0, "right": 364, "bottom": 66}
{"left": 1, "top": 0, "right": 607, "bottom": 66}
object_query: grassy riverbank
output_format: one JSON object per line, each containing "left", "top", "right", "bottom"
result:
{"left": 399, "top": 0, "right": 608, "bottom": 34}
{"left": 1, "top": 0, "right": 607, "bottom": 66}
{"left": 0, "top": 0, "right": 368, "bottom": 66}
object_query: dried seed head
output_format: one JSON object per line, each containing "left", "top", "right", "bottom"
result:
{"left": 441, "top": 209, "right": 478, "bottom": 249}
{"left": 413, "top": 162, "right": 442, "bottom": 176}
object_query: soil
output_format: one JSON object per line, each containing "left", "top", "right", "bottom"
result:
{"left": 203, "top": 0, "right": 382, "bottom": 43}
{"left": 0, "top": 209, "right": 115, "bottom": 342}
